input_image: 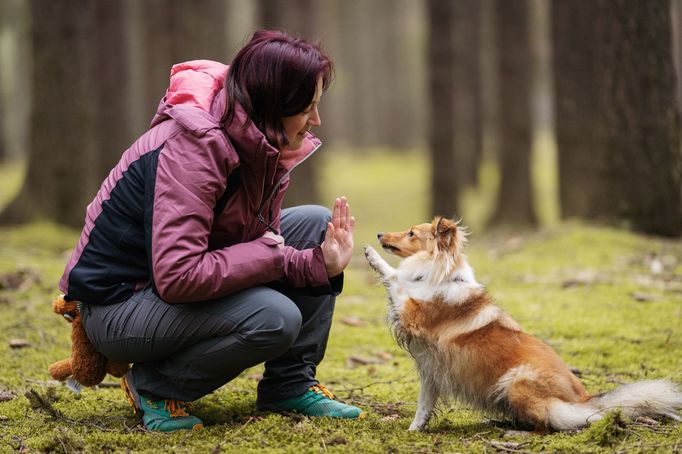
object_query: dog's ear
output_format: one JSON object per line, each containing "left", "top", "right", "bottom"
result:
{"left": 434, "top": 217, "right": 458, "bottom": 252}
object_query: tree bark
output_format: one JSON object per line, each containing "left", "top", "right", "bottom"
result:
{"left": 0, "top": 0, "right": 96, "bottom": 226}
{"left": 594, "top": 0, "right": 682, "bottom": 236}
{"left": 453, "top": 0, "right": 483, "bottom": 189}
{"left": 553, "top": 0, "right": 604, "bottom": 219}
{"left": 427, "top": 0, "right": 457, "bottom": 218}
{"left": 491, "top": 0, "right": 537, "bottom": 227}
{"left": 92, "top": 1, "right": 130, "bottom": 182}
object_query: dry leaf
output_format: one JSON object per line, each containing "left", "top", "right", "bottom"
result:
{"left": 631, "top": 292, "right": 662, "bottom": 302}
{"left": 340, "top": 316, "right": 365, "bottom": 327}
{"left": 374, "top": 350, "right": 394, "bottom": 361}
{"left": 9, "top": 339, "right": 30, "bottom": 349}
{"left": 380, "top": 414, "right": 401, "bottom": 422}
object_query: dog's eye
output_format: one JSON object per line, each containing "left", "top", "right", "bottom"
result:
{"left": 408, "top": 231, "right": 414, "bottom": 237}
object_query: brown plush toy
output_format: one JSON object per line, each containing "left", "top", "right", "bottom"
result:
{"left": 48, "top": 295, "right": 129, "bottom": 387}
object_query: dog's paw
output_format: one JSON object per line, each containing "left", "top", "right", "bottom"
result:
{"left": 363, "top": 245, "right": 380, "bottom": 267}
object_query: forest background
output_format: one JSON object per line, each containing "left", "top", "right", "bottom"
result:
{"left": 0, "top": 1, "right": 681, "bottom": 453}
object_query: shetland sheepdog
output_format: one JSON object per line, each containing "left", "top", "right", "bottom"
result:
{"left": 363, "top": 217, "right": 682, "bottom": 432}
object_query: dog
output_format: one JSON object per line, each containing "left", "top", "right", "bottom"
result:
{"left": 363, "top": 216, "right": 682, "bottom": 432}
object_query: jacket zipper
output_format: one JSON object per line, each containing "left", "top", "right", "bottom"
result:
{"left": 256, "top": 142, "right": 322, "bottom": 234}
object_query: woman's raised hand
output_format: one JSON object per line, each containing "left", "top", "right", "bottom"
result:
{"left": 321, "top": 197, "right": 356, "bottom": 278}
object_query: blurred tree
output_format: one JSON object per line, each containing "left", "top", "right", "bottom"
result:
{"left": 594, "top": 0, "right": 682, "bottom": 236}
{"left": 0, "top": 105, "right": 5, "bottom": 161}
{"left": 553, "top": 0, "right": 601, "bottom": 219}
{"left": 0, "top": 0, "right": 97, "bottom": 226}
{"left": 452, "top": 0, "right": 483, "bottom": 189}
{"left": 427, "top": 0, "right": 457, "bottom": 218}
{"left": 258, "top": 0, "right": 322, "bottom": 207}
{"left": 554, "top": 0, "right": 682, "bottom": 236}
{"left": 490, "top": 0, "right": 537, "bottom": 227}
{"left": 92, "top": 1, "right": 131, "bottom": 180}
{"left": 141, "top": 0, "right": 228, "bottom": 123}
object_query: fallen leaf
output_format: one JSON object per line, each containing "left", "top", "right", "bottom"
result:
{"left": 347, "top": 355, "right": 384, "bottom": 368}
{"left": 0, "top": 391, "right": 16, "bottom": 402}
{"left": 374, "top": 350, "right": 394, "bottom": 361}
{"left": 0, "top": 268, "right": 41, "bottom": 291}
{"left": 325, "top": 436, "right": 348, "bottom": 446}
{"left": 340, "top": 316, "right": 365, "bottom": 327}
{"left": 631, "top": 292, "right": 662, "bottom": 302}
{"left": 9, "top": 339, "right": 30, "bottom": 349}
{"left": 380, "top": 414, "right": 401, "bottom": 422}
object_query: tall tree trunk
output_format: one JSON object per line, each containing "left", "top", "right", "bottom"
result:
{"left": 427, "top": 0, "right": 457, "bottom": 218}
{"left": 0, "top": 0, "right": 96, "bottom": 226}
{"left": 453, "top": 0, "right": 483, "bottom": 189}
{"left": 595, "top": 0, "right": 682, "bottom": 236}
{"left": 491, "top": 0, "right": 537, "bottom": 227}
{"left": 92, "top": 1, "right": 130, "bottom": 182}
{"left": 258, "top": 0, "right": 322, "bottom": 207}
{"left": 553, "top": 0, "right": 604, "bottom": 219}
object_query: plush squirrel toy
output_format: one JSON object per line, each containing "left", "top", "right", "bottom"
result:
{"left": 48, "top": 295, "right": 129, "bottom": 387}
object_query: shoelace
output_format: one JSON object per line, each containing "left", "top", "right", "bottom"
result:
{"left": 310, "top": 384, "right": 335, "bottom": 400}
{"left": 164, "top": 399, "right": 190, "bottom": 418}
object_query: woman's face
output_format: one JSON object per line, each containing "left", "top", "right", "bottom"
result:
{"left": 281, "top": 76, "right": 323, "bottom": 151}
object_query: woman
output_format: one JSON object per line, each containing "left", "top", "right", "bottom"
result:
{"left": 58, "top": 30, "right": 363, "bottom": 432}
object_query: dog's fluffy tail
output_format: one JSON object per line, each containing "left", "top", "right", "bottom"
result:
{"left": 548, "top": 380, "right": 682, "bottom": 430}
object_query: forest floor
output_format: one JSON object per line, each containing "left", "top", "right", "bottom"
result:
{"left": 1, "top": 150, "right": 681, "bottom": 453}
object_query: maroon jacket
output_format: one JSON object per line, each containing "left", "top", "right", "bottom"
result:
{"left": 59, "top": 60, "right": 331, "bottom": 304}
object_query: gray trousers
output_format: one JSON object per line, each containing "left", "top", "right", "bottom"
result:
{"left": 80, "top": 205, "right": 341, "bottom": 404}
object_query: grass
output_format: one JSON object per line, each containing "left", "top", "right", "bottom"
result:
{"left": 0, "top": 149, "right": 681, "bottom": 453}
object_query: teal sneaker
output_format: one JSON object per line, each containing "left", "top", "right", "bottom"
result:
{"left": 121, "top": 373, "right": 204, "bottom": 432}
{"left": 259, "top": 384, "right": 364, "bottom": 419}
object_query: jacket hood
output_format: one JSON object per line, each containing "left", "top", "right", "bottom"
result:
{"left": 150, "top": 60, "right": 321, "bottom": 170}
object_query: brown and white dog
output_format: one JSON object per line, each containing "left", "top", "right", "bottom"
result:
{"left": 363, "top": 217, "right": 682, "bottom": 432}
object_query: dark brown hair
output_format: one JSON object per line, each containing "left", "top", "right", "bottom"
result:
{"left": 223, "top": 29, "right": 333, "bottom": 148}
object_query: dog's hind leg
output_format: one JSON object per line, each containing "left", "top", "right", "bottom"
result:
{"left": 409, "top": 376, "right": 438, "bottom": 431}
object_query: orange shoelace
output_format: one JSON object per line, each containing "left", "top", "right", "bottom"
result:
{"left": 164, "top": 399, "right": 190, "bottom": 418}
{"left": 310, "top": 384, "right": 335, "bottom": 400}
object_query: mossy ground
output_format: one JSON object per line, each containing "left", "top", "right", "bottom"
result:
{"left": 1, "top": 150, "right": 681, "bottom": 453}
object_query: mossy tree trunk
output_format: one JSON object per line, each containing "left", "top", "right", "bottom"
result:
{"left": 490, "top": 0, "right": 537, "bottom": 227}
{"left": 427, "top": 0, "right": 458, "bottom": 218}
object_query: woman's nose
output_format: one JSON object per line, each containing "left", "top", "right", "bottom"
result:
{"left": 309, "top": 106, "right": 322, "bottom": 127}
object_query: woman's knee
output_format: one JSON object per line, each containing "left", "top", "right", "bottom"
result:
{"left": 245, "top": 296, "right": 302, "bottom": 351}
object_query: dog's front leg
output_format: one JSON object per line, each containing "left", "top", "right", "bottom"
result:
{"left": 363, "top": 245, "right": 397, "bottom": 280}
{"left": 409, "top": 376, "right": 438, "bottom": 431}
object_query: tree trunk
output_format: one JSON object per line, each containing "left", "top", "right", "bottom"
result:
{"left": 594, "top": 0, "right": 682, "bottom": 236}
{"left": 92, "top": 1, "right": 130, "bottom": 183}
{"left": 491, "top": 0, "right": 537, "bottom": 227}
{"left": 453, "top": 0, "right": 483, "bottom": 189}
{"left": 258, "top": 0, "right": 323, "bottom": 207}
{"left": 0, "top": 0, "right": 96, "bottom": 226}
{"left": 553, "top": 0, "right": 604, "bottom": 219}
{"left": 427, "top": 0, "right": 457, "bottom": 218}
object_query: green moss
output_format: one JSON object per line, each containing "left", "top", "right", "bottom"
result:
{"left": 1, "top": 151, "right": 681, "bottom": 452}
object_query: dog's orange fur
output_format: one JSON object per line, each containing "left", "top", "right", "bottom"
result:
{"left": 364, "top": 217, "right": 682, "bottom": 432}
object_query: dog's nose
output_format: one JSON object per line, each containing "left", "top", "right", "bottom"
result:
{"left": 377, "top": 232, "right": 384, "bottom": 240}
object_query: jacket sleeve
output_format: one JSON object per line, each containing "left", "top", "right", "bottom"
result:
{"left": 150, "top": 129, "right": 285, "bottom": 303}
{"left": 268, "top": 200, "right": 340, "bottom": 293}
